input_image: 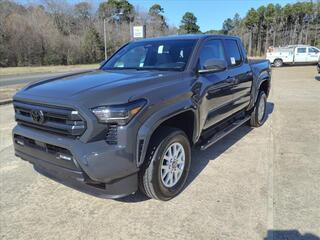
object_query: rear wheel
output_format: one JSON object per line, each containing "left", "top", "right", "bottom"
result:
{"left": 139, "top": 127, "right": 191, "bottom": 201}
{"left": 273, "top": 59, "right": 283, "bottom": 67}
{"left": 249, "top": 91, "right": 267, "bottom": 127}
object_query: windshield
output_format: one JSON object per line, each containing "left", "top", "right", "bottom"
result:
{"left": 102, "top": 39, "right": 197, "bottom": 71}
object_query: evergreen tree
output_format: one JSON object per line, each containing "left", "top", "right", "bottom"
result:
{"left": 83, "top": 27, "right": 104, "bottom": 63}
{"left": 179, "top": 12, "right": 200, "bottom": 34}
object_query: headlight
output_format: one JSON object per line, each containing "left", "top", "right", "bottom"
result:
{"left": 91, "top": 99, "right": 146, "bottom": 125}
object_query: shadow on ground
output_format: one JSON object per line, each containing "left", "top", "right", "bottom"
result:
{"left": 272, "top": 64, "right": 317, "bottom": 69}
{"left": 265, "top": 230, "right": 320, "bottom": 240}
{"left": 117, "top": 102, "right": 274, "bottom": 203}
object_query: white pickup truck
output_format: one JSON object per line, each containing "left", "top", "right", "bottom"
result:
{"left": 266, "top": 45, "right": 320, "bottom": 67}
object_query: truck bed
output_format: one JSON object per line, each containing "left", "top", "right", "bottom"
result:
{"left": 249, "top": 59, "right": 270, "bottom": 76}
{"left": 248, "top": 59, "right": 268, "bottom": 64}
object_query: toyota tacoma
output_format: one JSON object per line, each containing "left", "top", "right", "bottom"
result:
{"left": 12, "top": 35, "right": 271, "bottom": 200}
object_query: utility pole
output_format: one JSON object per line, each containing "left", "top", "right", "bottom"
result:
{"left": 103, "top": 18, "right": 107, "bottom": 60}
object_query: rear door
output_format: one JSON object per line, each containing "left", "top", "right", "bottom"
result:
{"left": 295, "top": 47, "right": 308, "bottom": 62}
{"left": 223, "top": 39, "right": 253, "bottom": 113}
{"left": 307, "top": 47, "right": 320, "bottom": 63}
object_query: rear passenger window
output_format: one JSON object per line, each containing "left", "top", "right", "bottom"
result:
{"left": 224, "top": 40, "right": 242, "bottom": 66}
{"left": 297, "top": 48, "right": 306, "bottom": 53}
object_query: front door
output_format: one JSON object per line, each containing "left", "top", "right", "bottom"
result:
{"left": 307, "top": 47, "right": 320, "bottom": 63}
{"left": 196, "top": 39, "right": 235, "bottom": 130}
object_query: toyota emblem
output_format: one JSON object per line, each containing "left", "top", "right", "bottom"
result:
{"left": 31, "top": 109, "right": 45, "bottom": 124}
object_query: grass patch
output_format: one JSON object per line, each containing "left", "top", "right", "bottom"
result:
{"left": 0, "top": 64, "right": 99, "bottom": 76}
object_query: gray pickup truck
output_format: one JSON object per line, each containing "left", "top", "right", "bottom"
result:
{"left": 13, "top": 34, "right": 271, "bottom": 200}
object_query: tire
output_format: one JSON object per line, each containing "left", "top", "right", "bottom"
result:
{"left": 273, "top": 59, "right": 283, "bottom": 67}
{"left": 139, "top": 127, "right": 191, "bottom": 201}
{"left": 249, "top": 91, "right": 267, "bottom": 127}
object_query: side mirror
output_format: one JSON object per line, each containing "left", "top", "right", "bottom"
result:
{"left": 198, "top": 59, "right": 227, "bottom": 73}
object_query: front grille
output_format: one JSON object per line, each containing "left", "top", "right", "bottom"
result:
{"left": 14, "top": 101, "right": 86, "bottom": 137}
{"left": 106, "top": 124, "right": 118, "bottom": 144}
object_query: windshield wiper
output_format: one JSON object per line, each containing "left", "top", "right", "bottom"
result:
{"left": 134, "top": 67, "right": 182, "bottom": 71}
{"left": 103, "top": 67, "right": 182, "bottom": 71}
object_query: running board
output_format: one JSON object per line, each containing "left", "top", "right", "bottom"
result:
{"left": 200, "top": 116, "right": 251, "bottom": 150}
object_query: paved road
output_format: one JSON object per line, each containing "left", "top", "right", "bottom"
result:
{"left": 0, "top": 66, "right": 319, "bottom": 240}
{"left": 0, "top": 70, "right": 93, "bottom": 87}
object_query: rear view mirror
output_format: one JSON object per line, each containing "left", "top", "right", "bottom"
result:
{"left": 198, "top": 59, "right": 227, "bottom": 73}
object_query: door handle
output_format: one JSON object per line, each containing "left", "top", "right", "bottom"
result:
{"left": 226, "top": 77, "right": 236, "bottom": 83}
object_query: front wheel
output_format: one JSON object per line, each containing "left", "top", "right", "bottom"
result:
{"left": 139, "top": 127, "right": 191, "bottom": 201}
{"left": 249, "top": 91, "right": 267, "bottom": 127}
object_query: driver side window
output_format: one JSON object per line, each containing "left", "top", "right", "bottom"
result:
{"left": 199, "top": 39, "right": 225, "bottom": 70}
{"left": 309, "top": 47, "right": 319, "bottom": 54}
{"left": 114, "top": 46, "right": 147, "bottom": 68}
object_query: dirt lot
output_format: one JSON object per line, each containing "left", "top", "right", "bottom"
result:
{"left": 0, "top": 66, "right": 319, "bottom": 240}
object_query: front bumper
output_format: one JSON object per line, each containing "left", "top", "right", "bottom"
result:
{"left": 13, "top": 124, "right": 139, "bottom": 199}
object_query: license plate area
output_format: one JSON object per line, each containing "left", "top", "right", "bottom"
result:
{"left": 14, "top": 134, "right": 78, "bottom": 170}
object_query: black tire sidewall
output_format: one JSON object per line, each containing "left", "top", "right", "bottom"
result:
{"left": 255, "top": 92, "right": 267, "bottom": 126}
{"left": 150, "top": 131, "right": 191, "bottom": 200}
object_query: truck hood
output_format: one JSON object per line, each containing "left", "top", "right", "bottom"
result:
{"left": 15, "top": 69, "right": 183, "bottom": 105}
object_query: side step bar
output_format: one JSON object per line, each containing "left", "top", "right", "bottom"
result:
{"left": 200, "top": 116, "right": 251, "bottom": 150}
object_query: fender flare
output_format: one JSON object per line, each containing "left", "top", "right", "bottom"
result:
{"left": 248, "top": 71, "right": 271, "bottom": 110}
{"left": 136, "top": 99, "right": 197, "bottom": 167}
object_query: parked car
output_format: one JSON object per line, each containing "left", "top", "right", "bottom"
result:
{"left": 266, "top": 45, "right": 320, "bottom": 67}
{"left": 317, "top": 58, "right": 320, "bottom": 73}
{"left": 12, "top": 34, "right": 271, "bottom": 200}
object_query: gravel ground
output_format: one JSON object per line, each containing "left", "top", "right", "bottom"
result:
{"left": 0, "top": 84, "right": 23, "bottom": 102}
{"left": 0, "top": 66, "right": 319, "bottom": 240}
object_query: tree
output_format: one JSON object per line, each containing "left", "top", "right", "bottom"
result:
{"left": 244, "top": 8, "right": 259, "bottom": 56}
{"left": 264, "top": 4, "right": 276, "bottom": 51}
{"left": 149, "top": 4, "right": 163, "bottom": 16}
{"left": 205, "top": 29, "right": 223, "bottom": 34}
{"left": 1, "top": 0, "right": 319, "bottom": 66}
{"left": 82, "top": 27, "right": 104, "bottom": 63}
{"left": 148, "top": 4, "right": 168, "bottom": 36}
{"left": 222, "top": 18, "right": 234, "bottom": 35}
{"left": 98, "top": 0, "right": 133, "bottom": 23}
{"left": 74, "top": 2, "right": 91, "bottom": 21}
{"left": 272, "top": 4, "right": 282, "bottom": 46}
{"left": 179, "top": 12, "right": 200, "bottom": 34}
{"left": 233, "top": 13, "right": 241, "bottom": 28}
{"left": 227, "top": 13, "right": 243, "bottom": 39}
{"left": 256, "top": 6, "right": 266, "bottom": 55}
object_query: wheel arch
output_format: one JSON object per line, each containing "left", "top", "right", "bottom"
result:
{"left": 273, "top": 57, "right": 283, "bottom": 63}
{"left": 259, "top": 79, "right": 271, "bottom": 97}
{"left": 248, "top": 70, "right": 271, "bottom": 110}
{"left": 136, "top": 105, "right": 198, "bottom": 167}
